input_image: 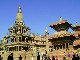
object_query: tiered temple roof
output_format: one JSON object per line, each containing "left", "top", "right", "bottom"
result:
{"left": 50, "top": 17, "right": 71, "bottom": 31}
{"left": 49, "top": 31, "right": 73, "bottom": 39}
{"left": 49, "top": 17, "right": 74, "bottom": 40}
{"left": 72, "top": 22, "right": 80, "bottom": 46}
{"left": 73, "top": 40, "right": 80, "bottom": 46}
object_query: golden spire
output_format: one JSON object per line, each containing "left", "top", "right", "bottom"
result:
{"left": 60, "top": 16, "right": 62, "bottom": 21}
{"left": 15, "top": 6, "right": 24, "bottom": 25}
{"left": 75, "top": 22, "right": 80, "bottom": 26}
{"left": 45, "top": 27, "right": 48, "bottom": 33}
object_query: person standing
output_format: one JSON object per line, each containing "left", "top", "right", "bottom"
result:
{"left": 10, "top": 53, "right": 14, "bottom": 60}
{"left": 75, "top": 54, "right": 79, "bottom": 60}
{"left": 63, "top": 56, "right": 66, "bottom": 60}
{"left": 55, "top": 56, "right": 58, "bottom": 60}
{"left": 8, "top": 55, "right": 11, "bottom": 60}
{"left": 37, "top": 52, "right": 40, "bottom": 60}
{"left": 52, "top": 56, "right": 55, "bottom": 60}
{"left": 19, "top": 55, "right": 22, "bottom": 60}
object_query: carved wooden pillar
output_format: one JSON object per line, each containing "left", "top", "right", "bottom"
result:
{"left": 62, "top": 44, "right": 63, "bottom": 49}
{"left": 68, "top": 43, "right": 69, "bottom": 48}
{"left": 53, "top": 45, "right": 54, "bottom": 51}
{"left": 65, "top": 43, "right": 66, "bottom": 49}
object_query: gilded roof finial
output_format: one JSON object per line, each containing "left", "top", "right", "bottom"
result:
{"left": 45, "top": 27, "right": 48, "bottom": 33}
{"left": 75, "top": 22, "right": 80, "bottom": 26}
{"left": 18, "top": 5, "right": 22, "bottom": 13}
{"left": 60, "top": 16, "right": 62, "bottom": 21}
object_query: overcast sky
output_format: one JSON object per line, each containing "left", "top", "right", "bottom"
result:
{"left": 0, "top": 0, "right": 80, "bottom": 40}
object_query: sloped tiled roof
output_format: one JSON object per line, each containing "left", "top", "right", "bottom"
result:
{"left": 73, "top": 31, "right": 80, "bottom": 36}
{"left": 73, "top": 40, "right": 80, "bottom": 46}
{"left": 50, "top": 17, "right": 71, "bottom": 27}
{"left": 49, "top": 31, "right": 73, "bottom": 39}
{"left": 71, "top": 22, "right": 80, "bottom": 31}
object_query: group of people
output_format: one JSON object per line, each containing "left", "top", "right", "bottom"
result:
{"left": 7, "top": 52, "right": 80, "bottom": 60}
{"left": 42, "top": 54, "right": 51, "bottom": 60}
{"left": 8, "top": 53, "right": 14, "bottom": 60}
{"left": 8, "top": 53, "right": 23, "bottom": 60}
{"left": 72, "top": 53, "right": 80, "bottom": 60}
{"left": 42, "top": 52, "right": 80, "bottom": 60}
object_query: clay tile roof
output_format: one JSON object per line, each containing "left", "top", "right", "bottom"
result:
{"left": 49, "top": 43, "right": 53, "bottom": 46}
{"left": 50, "top": 20, "right": 68, "bottom": 27}
{"left": 74, "top": 22, "right": 80, "bottom": 27}
{"left": 49, "top": 31, "right": 72, "bottom": 39}
{"left": 71, "top": 23, "right": 80, "bottom": 31}
{"left": 73, "top": 40, "right": 80, "bottom": 46}
{"left": 73, "top": 31, "right": 80, "bottom": 36}
{"left": 50, "top": 17, "right": 70, "bottom": 27}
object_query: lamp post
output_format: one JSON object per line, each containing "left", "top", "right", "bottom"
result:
{"left": 45, "top": 27, "right": 49, "bottom": 55}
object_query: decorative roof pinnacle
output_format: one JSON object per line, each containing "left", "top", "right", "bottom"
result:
{"left": 75, "top": 22, "right": 80, "bottom": 26}
{"left": 18, "top": 5, "right": 22, "bottom": 13}
{"left": 45, "top": 27, "right": 48, "bottom": 33}
{"left": 60, "top": 17, "right": 62, "bottom": 21}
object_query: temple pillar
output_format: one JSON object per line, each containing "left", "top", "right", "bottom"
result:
{"left": 25, "top": 38, "right": 26, "bottom": 42}
{"left": 62, "top": 44, "right": 63, "bottom": 49}
{"left": 16, "top": 46, "right": 18, "bottom": 51}
{"left": 59, "top": 45, "right": 60, "bottom": 50}
{"left": 15, "top": 46, "right": 16, "bottom": 51}
{"left": 65, "top": 43, "right": 66, "bottom": 49}
{"left": 53, "top": 45, "right": 54, "bottom": 51}
{"left": 21, "top": 27, "right": 22, "bottom": 33}
{"left": 68, "top": 43, "right": 69, "bottom": 48}
{"left": 8, "top": 48, "right": 10, "bottom": 51}
{"left": 16, "top": 46, "right": 17, "bottom": 51}
{"left": 56, "top": 46, "right": 57, "bottom": 50}
{"left": 14, "top": 38, "right": 15, "bottom": 42}
{"left": 18, "top": 46, "right": 19, "bottom": 51}
{"left": 21, "top": 46, "right": 22, "bottom": 51}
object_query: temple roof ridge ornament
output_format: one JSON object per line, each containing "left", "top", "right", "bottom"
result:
{"left": 75, "top": 22, "right": 80, "bottom": 26}
{"left": 45, "top": 27, "right": 48, "bottom": 33}
{"left": 71, "top": 22, "right": 80, "bottom": 31}
{"left": 59, "top": 16, "right": 62, "bottom": 21}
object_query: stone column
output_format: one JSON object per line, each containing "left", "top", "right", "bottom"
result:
{"left": 59, "top": 45, "right": 60, "bottom": 50}
{"left": 65, "top": 43, "right": 66, "bottom": 49}
{"left": 53, "top": 45, "right": 54, "bottom": 51}
{"left": 15, "top": 46, "right": 16, "bottom": 51}
{"left": 21, "top": 27, "right": 22, "bottom": 33}
{"left": 62, "top": 44, "right": 63, "bottom": 50}
{"left": 16, "top": 46, "right": 18, "bottom": 51}
{"left": 25, "top": 38, "right": 26, "bottom": 42}
{"left": 21, "top": 46, "right": 22, "bottom": 51}
{"left": 14, "top": 38, "right": 15, "bottom": 42}
{"left": 56, "top": 46, "right": 57, "bottom": 50}
{"left": 68, "top": 43, "right": 69, "bottom": 48}
{"left": 18, "top": 46, "right": 19, "bottom": 51}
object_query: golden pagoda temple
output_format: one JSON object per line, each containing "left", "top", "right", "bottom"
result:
{"left": 49, "top": 17, "right": 76, "bottom": 51}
